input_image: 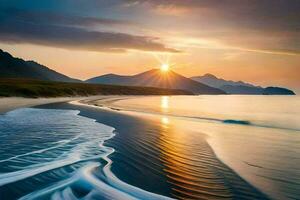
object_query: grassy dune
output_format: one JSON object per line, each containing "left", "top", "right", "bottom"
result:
{"left": 0, "top": 79, "right": 192, "bottom": 98}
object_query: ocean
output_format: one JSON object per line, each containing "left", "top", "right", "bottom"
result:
{"left": 0, "top": 95, "right": 299, "bottom": 200}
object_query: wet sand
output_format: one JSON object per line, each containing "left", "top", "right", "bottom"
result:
{"left": 1, "top": 96, "right": 287, "bottom": 199}
{"left": 77, "top": 96, "right": 300, "bottom": 200}
{"left": 0, "top": 97, "right": 79, "bottom": 114}
{"left": 0, "top": 96, "right": 121, "bottom": 114}
{"left": 39, "top": 99, "right": 270, "bottom": 199}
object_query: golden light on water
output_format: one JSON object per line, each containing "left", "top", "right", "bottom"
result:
{"left": 161, "top": 96, "right": 169, "bottom": 111}
{"left": 161, "top": 117, "right": 170, "bottom": 125}
{"left": 161, "top": 96, "right": 170, "bottom": 126}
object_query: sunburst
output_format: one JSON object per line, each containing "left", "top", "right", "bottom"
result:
{"left": 152, "top": 53, "right": 175, "bottom": 73}
{"left": 161, "top": 63, "right": 170, "bottom": 72}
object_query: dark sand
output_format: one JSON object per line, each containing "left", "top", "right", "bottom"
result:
{"left": 37, "top": 100, "right": 270, "bottom": 200}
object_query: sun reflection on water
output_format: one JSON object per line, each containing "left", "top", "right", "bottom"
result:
{"left": 161, "top": 117, "right": 170, "bottom": 125}
{"left": 161, "top": 96, "right": 169, "bottom": 112}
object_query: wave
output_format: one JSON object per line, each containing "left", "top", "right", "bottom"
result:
{"left": 0, "top": 108, "right": 173, "bottom": 200}
{"left": 222, "top": 119, "right": 251, "bottom": 125}
{"left": 18, "top": 147, "right": 173, "bottom": 200}
{"left": 0, "top": 134, "right": 84, "bottom": 164}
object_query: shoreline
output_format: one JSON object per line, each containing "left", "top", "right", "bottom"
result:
{"left": 0, "top": 95, "right": 186, "bottom": 115}
{"left": 0, "top": 97, "right": 77, "bottom": 114}
{"left": 0, "top": 95, "right": 128, "bottom": 114}
{"left": 69, "top": 97, "right": 271, "bottom": 199}
{"left": 78, "top": 96, "right": 300, "bottom": 200}
{"left": 2, "top": 95, "right": 290, "bottom": 199}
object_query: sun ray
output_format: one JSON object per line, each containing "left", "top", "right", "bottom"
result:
{"left": 152, "top": 53, "right": 174, "bottom": 72}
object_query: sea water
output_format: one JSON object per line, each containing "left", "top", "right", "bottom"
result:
{"left": 105, "top": 95, "right": 300, "bottom": 200}
{"left": 0, "top": 108, "right": 171, "bottom": 200}
{"left": 1, "top": 95, "right": 299, "bottom": 200}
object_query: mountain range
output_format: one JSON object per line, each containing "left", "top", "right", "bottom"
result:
{"left": 86, "top": 69, "right": 225, "bottom": 94}
{"left": 0, "top": 49, "right": 295, "bottom": 95}
{"left": 191, "top": 74, "right": 295, "bottom": 95}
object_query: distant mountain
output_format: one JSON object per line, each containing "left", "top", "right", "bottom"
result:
{"left": 191, "top": 73, "right": 260, "bottom": 89}
{"left": 0, "top": 49, "right": 79, "bottom": 82}
{"left": 263, "top": 87, "right": 295, "bottom": 95}
{"left": 219, "top": 85, "right": 264, "bottom": 94}
{"left": 86, "top": 69, "right": 226, "bottom": 94}
{"left": 191, "top": 74, "right": 295, "bottom": 95}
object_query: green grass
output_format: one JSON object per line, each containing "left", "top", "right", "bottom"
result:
{"left": 0, "top": 78, "right": 192, "bottom": 98}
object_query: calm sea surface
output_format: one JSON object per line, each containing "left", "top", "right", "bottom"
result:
{"left": 0, "top": 95, "right": 299, "bottom": 200}
{"left": 108, "top": 95, "right": 300, "bottom": 200}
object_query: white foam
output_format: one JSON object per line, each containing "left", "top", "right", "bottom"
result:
{"left": 0, "top": 155, "right": 80, "bottom": 187}
{"left": 1, "top": 108, "right": 174, "bottom": 200}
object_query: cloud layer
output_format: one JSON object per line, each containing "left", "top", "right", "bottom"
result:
{"left": 0, "top": 0, "right": 299, "bottom": 55}
{"left": 123, "top": 0, "right": 300, "bottom": 55}
{"left": 0, "top": 8, "right": 179, "bottom": 53}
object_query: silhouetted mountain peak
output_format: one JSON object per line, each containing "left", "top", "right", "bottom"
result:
{"left": 191, "top": 73, "right": 258, "bottom": 88}
{"left": 203, "top": 73, "right": 217, "bottom": 79}
{"left": 191, "top": 73, "right": 294, "bottom": 95}
{"left": 86, "top": 68, "right": 225, "bottom": 94}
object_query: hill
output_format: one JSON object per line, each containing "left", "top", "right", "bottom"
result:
{"left": 0, "top": 79, "right": 192, "bottom": 98}
{"left": 263, "top": 87, "right": 295, "bottom": 95}
{"left": 219, "top": 85, "right": 264, "bottom": 95}
{"left": 86, "top": 69, "right": 225, "bottom": 94}
{"left": 191, "top": 74, "right": 295, "bottom": 95}
{"left": 0, "top": 49, "right": 79, "bottom": 82}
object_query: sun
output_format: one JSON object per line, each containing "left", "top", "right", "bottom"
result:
{"left": 160, "top": 64, "right": 170, "bottom": 72}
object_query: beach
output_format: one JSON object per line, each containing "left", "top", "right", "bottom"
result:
{"left": 0, "top": 97, "right": 79, "bottom": 114}
{"left": 0, "top": 96, "right": 121, "bottom": 114}
{"left": 0, "top": 95, "right": 299, "bottom": 199}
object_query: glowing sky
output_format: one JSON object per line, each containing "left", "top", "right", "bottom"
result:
{"left": 0, "top": 0, "right": 299, "bottom": 92}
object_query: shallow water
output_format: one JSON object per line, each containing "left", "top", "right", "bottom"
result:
{"left": 102, "top": 95, "right": 300, "bottom": 199}
{"left": 0, "top": 95, "right": 299, "bottom": 200}
{"left": 0, "top": 108, "right": 171, "bottom": 199}
{"left": 44, "top": 100, "right": 270, "bottom": 199}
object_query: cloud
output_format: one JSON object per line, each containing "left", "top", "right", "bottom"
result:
{"left": 0, "top": 9, "right": 179, "bottom": 53}
{"left": 122, "top": 0, "right": 300, "bottom": 56}
{"left": 0, "top": 1, "right": 299, "bottom": 55}
{"left": 2, "top": 9, "right": 135, "bottom": 28}
{"left": 124, "top": 0, "right": 300, "bottom": 31}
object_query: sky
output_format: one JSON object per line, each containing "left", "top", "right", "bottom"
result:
{"left": 0, "top": 0, "right": 299, "bottom": 92}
